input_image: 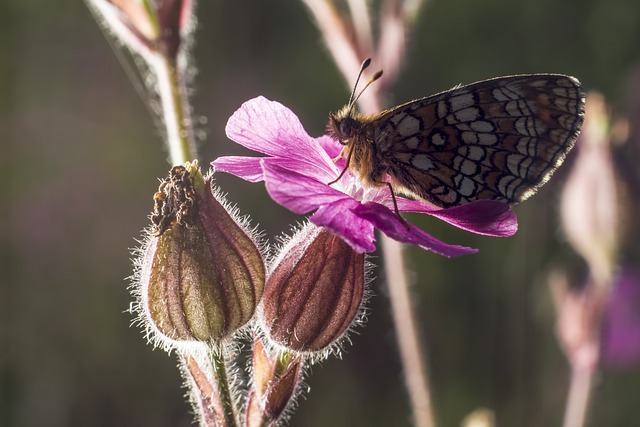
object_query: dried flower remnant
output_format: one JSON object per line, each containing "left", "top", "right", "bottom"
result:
{"left": 213, "top": 96, "right": 518, "bottom": 257}
{"left": 132, "top": 162, "right": 265, "bottom": 350}
{"left": 150, "top": 164, "right": 198, "bottom": 235}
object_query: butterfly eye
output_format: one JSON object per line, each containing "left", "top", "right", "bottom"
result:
{"left": 339, "top": 118, "right": 353, "bottom": 138}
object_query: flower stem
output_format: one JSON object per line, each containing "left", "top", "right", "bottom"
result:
{"left": 211, "top": 350, "right": 238, "bottom": 427}
{"left": 381, "top": 236, "right": 437, "bottom": 427}
{"left": 359, "top": 83, "right": 436, "bottom": 427}
{"left": 183, "top": 351, "right": 239, "bottom": 427}
{"left": 562, "top": 366, "right": 594, "bottom": 427}
{"left": 149, "top": 53, "right": 197, "bottom": 165}
{"left": 300, "top": 2, "right": 436, "bottom": 423}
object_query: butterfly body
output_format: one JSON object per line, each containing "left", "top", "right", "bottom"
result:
{"left": 328, "top": 74, "right": 585, "bottom": 209}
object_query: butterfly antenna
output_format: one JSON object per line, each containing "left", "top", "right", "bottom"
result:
{"left": 348, "top": 58, "right": 372, "bottom": 107}
{"left": 347, "top": 61, "right": 383, "bottom": 115}
{"left": 352, "top": 70, "right": 383, "bottom": 107}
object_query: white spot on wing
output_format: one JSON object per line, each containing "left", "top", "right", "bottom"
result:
{"left": 461, "top": 131, "right": 478, "bottom": 144}
{"left": 449, "top": 92, "right": 474, "bottom": 111}
{"left": 398, "top": 115, "right": 420, "bottom": 137}
{"left": 431, "top": 132, "right": 446, "bottom": 146}
{"left": 390, "top": 112, "right": 406, "bottom": 125}
{"left": 454, "top": 174, "right": 476, "bottom": 197}
{"left": 412, "top": 154, "right": 435, "bottom": 171}
{"left": 404, "top": 136, "right": 420, "bottom": 149}
{"left": 437, "top": 100, "right": 448, "bottom": 117}
{"left": 467, "top": 146, "right": 485, "bottom": 160}
{"left": 477, "top": 133, "right": 498, "bottom": 145}
{"left": 470, "top": 120, "right": 494, "bottom": 132}
{"left": 454, "top": 107, "right": 481, "bottom": 122}
{"left": 460, "top": 159, "right": 477, "bottom": 176}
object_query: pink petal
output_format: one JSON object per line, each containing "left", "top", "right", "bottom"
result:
{"left": 310, "top": 202, "right": 376, "bottom": 253}
{"left": 262, "top": 161, "right": 351, "bottom": 215}
{"left": 212, "top": 156, "right": 264, "bottom": 182}
{"left": 225, "top": 96, "right": 323, "bottom": 160}
{"left": 266, "top": 155, "right": 338, "bottom": 184}
{"left": 397, "top": 199, "right": 518, "bottom": 237}
{"left": 316, "top": 135, "right": 345, "bottom": 166}
{"left": 354, "top": 202, "right": 478, "bottom": 257}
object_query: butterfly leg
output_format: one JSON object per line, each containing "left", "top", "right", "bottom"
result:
{"left": 327, "top": 145, "right": 354, "bottom": 186}
{"left": 378, "top": 181, "right": 409, "bottom": 230}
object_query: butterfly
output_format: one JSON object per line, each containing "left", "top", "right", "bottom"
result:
{"left": 327, "top": 59, "right": 585, "bottom": 216}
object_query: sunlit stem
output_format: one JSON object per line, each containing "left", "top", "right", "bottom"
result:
{"left": 183, "top": 352, "right": 238, "bottom": 427}
{"left": 563, "top": 366, "right": 594, "bottom": 427}
{"left": 361, "top": 92, "right": 436, "bottom": 427}
{"left": 381, "top": 237, "right": 436, "bottom": 427}
{"left": 211, "top": 351, "right": 238, "bottom": 427}
{"left": 302, "top": 2, "right": 434, "bottom": 424}
{"left": 148, "top": 53, "right": 197, "bottom": 165}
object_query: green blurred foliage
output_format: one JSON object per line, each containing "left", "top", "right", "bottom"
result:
{"left": 2, "top": 0, "right": 640, "bottom": 426}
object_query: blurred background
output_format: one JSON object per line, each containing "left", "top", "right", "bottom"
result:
{"left": 3, "top": 0, "right": 640, "bottom": 426}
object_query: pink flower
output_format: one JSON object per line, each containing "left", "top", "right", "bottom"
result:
{"left": 602, "top": 268, "right": 640, "bottom": 369}
{"left": 212, "top": 96, "right": 517, "bottom": 256}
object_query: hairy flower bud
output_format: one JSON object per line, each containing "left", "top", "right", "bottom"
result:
{"left": 134, "top": 162, "right": 265, "bottom": 349}
{"left": 259, "top": 225, "right": 366, "bottom": 355}
{"left": 560, "top": 93, "right": 622, "bottom": 287}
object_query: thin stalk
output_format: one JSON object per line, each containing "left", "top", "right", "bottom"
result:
{"left": 300, "top": 2, "right": 435, "bottom": 424}
{"left": 381, "top": 236, "right": 436, "bottom": 427}
{"left": 562, "top": 366, "right": 594, "bottom": 427}
{"left": 211, "top": 351, "right": 238, "bottom": 427}
{"left": 183, "top": 352, "right": 239, "bottom": 427}
{"left": 361, "top": 94, "right": 437, "bottom": 427}
{"left": 149, "top": 53, "right": 197, "bottom": 165}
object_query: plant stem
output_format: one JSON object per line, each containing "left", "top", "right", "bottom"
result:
{"left": 300, "top": 2, "right": 435, "bottom": 424}
{"left": 149, "top": 53, "right": 197, "bottom": 165}
{"left": 361, "top": 92, "right": 436, "bottom": 427}
{"left": 211, "top": 350, "right": 238, "bottom": 427}
{"left": 183, "top": 351, "right": 239, "bottom": 427}
{"left": 381, "top": 236, "right": 436, "bottom": 427}
{"left": 563, "top": 366, "right": 594, "bottom": 427}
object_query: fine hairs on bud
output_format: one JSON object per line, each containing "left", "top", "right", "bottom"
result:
{"left": 244, "top": 333, "right": 307, "bottom": 426}
{"left": 129, "top": 165, "right": 268, "bottom": 355}
{"left": 257, "top": 222, "right": 374, "bottom": 364}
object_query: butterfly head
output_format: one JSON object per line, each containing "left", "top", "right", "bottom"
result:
{"left": 328, "top": 106, "right": 358, "bottom": 145}
{"left": 327, "top": 58, "right": 383, "bottom": 146}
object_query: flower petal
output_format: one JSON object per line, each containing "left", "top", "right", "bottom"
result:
{"left": 212, "top": 156, "right": 264, "bottom": 182}
{"left": 266, "top": 154, "right": 338, "bottom": 183}
{"left": 262, "top": 160, "right": 351, "bottom": 215}
{"left": 310, "top": 201, "right": 376, "bottom": 253}
{"left": 397, "top": 199, "right": 518, "bottom": 237}
{"left": 226, "top": 96, "right": 321, "bottom": 159}
{"left": 316, "top": 135, "right": 345, "bottom": 167}
{"left": 354, "top": 202, "right": 478, "bottom": 257}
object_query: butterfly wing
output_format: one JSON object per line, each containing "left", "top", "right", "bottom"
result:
{"left": 372, "top": 75, "right": 585, "bottom": 208}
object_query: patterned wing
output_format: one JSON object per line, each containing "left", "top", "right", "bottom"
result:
{"left": 373, "top": 75, "right": 585, "bottom": 208}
